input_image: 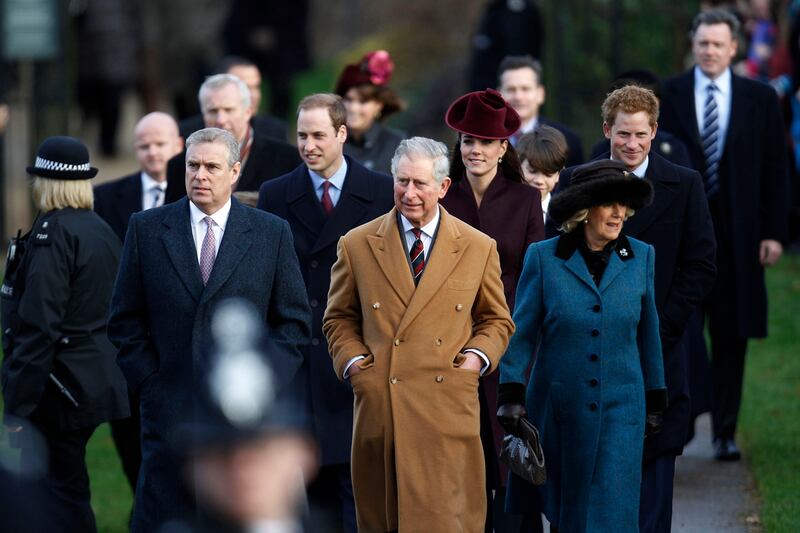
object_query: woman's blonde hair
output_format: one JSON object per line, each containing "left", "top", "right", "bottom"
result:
{"left": 32, "top": 177, "right": 94, "bottom": 211}
{"left": 559, "top": 206, "right": 635, "bottom": 233}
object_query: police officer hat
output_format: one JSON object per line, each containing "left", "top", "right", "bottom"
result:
{"left": 548, "top": 159, "right": 653, "bottom": 226}
{"left": 26, "top": 136, "right": 98, "bottom": 180}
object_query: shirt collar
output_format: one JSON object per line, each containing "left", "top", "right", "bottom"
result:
{"left": 189, "top": 198, "right": 232, "bottom": 230}
{"left": 140, "top": 171, "right": 167, "bottom": 191}
{"left": 632, "top": 155, "right": 649, "bottom": 178}
{"left": 308, "top": 156, "right": 348, "bottom": 191}
{"left": 400, "top": 206, "right": 440, "bottom": 238}
{"left": 520, "top": 117, "right": 539, "bottom": 134}
{"left": 694, "top": 66, "right": 731, "bottom": 96}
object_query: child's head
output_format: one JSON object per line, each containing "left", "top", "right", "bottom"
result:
{"left": 516, "top": 125, "right": 567, "bottom": 197}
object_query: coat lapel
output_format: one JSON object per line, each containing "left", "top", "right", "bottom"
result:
{"left": 598, "top": 234, "right": 634, "bottom": 293}
{"left": 367, "top": 209, "right": 415, "bottom": 307}
{"left": 562, "top": 249, "right": 600, "bottom": 295}
{"left": 200, "top": 198, "right": 253, "bottom": 305}
{"left": 624, "top": 153, "right": 680, "bottom": 236}
{"left": 672, "top": 70, "right": 701, "bottom": 146}
{"left": 723, "top": 74, "right": 753, "bottom": 156}
{"left": 286, "top": 166, "right": 326, "bottom": 236}
{"left": 312, "top": 160, "right": 372, "bottom": 254}
{"left": 161, "top": 198, "right": 204, "bottom": 303}
{"left": 396, "top": 208, "right": 469, "bottom": 336}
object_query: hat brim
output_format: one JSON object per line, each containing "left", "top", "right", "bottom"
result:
{"left": 444, "top": 92, "right": 521, "bottom": 140}
{"left": 549, "top": 175, "right": 653, "bottom": 226}
{"left": 26, "top": 166, "right": 99, "bottom": 180}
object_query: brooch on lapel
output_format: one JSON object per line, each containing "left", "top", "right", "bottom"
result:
{"left": 619, "top": 248, "right": 628, "bottom": 257}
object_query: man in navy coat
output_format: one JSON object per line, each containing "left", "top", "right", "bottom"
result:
{"left": 108, "top": 127, "right": 311, "bottom": 532}
{"left": 553, "top": 85, "right": 716, "bottom": 532}
{"left": 659, "top": 9, "right": 790, "bottom": 461}
{"left": 257, "top": 93, "right": 393, "bottom": 533}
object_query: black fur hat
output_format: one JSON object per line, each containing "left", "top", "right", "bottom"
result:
{"left": 549, "top": 160, "right": 653, "bottom": 226}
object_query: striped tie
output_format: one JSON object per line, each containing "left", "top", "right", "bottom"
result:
{"left": 410, "top": 228, "right": 425, "bottom": 285}
{"left": 702, "top": 83, "right": 720, "bottom": 198}
{"left": 199, "top": 216, "right": 216, "bottom": 285}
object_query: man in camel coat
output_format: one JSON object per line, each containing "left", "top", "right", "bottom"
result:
{"left": 323, "top": 137, "right": 514, "bottom": 533}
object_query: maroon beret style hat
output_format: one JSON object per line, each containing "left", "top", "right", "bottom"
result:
{"left": 445, "top": 88, "right": 521, "bottom": 140}
{"left": 335, "top": 50, "right": 395, "bottom": 96}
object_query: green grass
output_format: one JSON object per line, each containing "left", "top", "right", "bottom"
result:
{"left": 739, "top": 252, "right": 800, "bottom": 532}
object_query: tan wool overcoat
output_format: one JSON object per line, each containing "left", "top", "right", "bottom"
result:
{"left": 323, "top": 207, "right": 514, "bottom": 532}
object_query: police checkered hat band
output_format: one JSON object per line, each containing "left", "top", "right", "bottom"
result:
{"left": 26, "top": 136, "right": 98, "bottom": 180}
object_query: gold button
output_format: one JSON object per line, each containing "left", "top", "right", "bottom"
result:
{"left": 455, "top": 304, "right": 464, "bottom": 311}
{"left": 436, "top": 338, "right": 442, "bottom": 346}
{"left": 394, "top": 339, "right": 400, "bottom": 346}
{"left": 390, "top": 377, "right": 397, "bottom": 384}
{"left": 435, "top": 375, "right": 444, "bottom": 383}
{"left": 373, "top": 302, "right": 380, "bottom": 309}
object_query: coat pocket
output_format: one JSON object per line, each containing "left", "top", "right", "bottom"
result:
{"left": 447, "top": 278, "right": 476, "bottom": 291}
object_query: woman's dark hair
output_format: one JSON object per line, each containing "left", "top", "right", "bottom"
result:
{"left": 449, "top": 134, "right": 525, "bottom": 183}
{"left": 345, "top": 84, "right": 406, "bottom": 120}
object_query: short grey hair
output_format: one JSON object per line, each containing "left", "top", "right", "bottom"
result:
{"left": 186, "top": 127, "right": 241, "bottom": 168}
{"left": 199, "top": 73, "right": 251, "bottom": 111}
{"left": 391, "top": 137, "right": 450, "bottom": 183}
{"left": 690, "top": 8, "right": 740, "bottom": 40}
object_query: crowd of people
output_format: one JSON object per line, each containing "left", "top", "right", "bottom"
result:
{"left": 1, "top": 5, "right": 794, "bottom": 533}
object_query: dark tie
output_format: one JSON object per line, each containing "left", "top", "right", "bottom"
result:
{"left": 702, "top": 83, "right": 720, "bottom": 198}
{"left": 199, "top": 216, "right": 216, "bottom": 285}
{"left": 410, "top": 228, "right": 425, "bottom": 285}
{"left": 321, "top": 181, "right": 334, "bottom": 216}
{"left": 149, "top": 186, "right": 163, "bottom": 210}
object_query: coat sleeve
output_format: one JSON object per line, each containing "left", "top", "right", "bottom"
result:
{"left": 499, "top": 242, "right": 543, "bottom": 397}
{"left": 107, "top": 215, "right": 159, "bottom": 394}
{"left": 323, "top": 236, "right": 371, "bottom": 381}
{"left": 638, "top": 244, "right": 667, "bottom": 411}
{"left": 658, "top": 170, "right": 717, "bottom": 351}
{"left": 265, "top": 221, "right": 311, "bottom": 380}
{"left": 2, "top": 223, "right": 72, "bottom": 418}
{"left": 466, "top": 239, "right": 515, "bottom": 373}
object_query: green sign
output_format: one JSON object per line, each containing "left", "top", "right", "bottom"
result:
{"left": 2, "top": 0, "right": 58, "bottom": 60}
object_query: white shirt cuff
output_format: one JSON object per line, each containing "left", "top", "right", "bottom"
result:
{"left": 463, "top": 348, "right": 490, "bottom": 375}
{"left": 343, "top": 355, "right": 366, "bottom": 379}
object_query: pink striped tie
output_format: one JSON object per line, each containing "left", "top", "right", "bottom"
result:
{"left": 200, "top": 216, "right": 216, "bottom": 285}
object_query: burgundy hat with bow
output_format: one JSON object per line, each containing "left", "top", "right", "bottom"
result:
{"left": 445, "top": 88, "right": 521, "bottom": 140}
{"left": 335, "top": 50, "right": 395, "bottom": 95}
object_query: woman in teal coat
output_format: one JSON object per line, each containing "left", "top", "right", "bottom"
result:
{"left": 497, "top": 160, "right": 668, "bottom": 532}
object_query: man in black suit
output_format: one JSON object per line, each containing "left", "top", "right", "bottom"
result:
{"left": 257, "top": 93, "right": 393, "bottom": 533}
{"left": 178, "top": 56, "right": 288, "bottom": 143}
{"left": 108, "top": 127, "right": 311, "bottom": 531}
{"left": 93, "top": 111, "right": 184, "bottom": 492}
{"left": 166, "top": 74, "right": 300, "bottom": 204}
{"left": 95, "top": 112, "right": 184, "bottom": 242}
{"left": 554, "top": 85, "right": 717, "bottom": 533}
{"left": 498, "top": 55, "right": 584, "bottom": 167}
{"left": 659, "top": 9, "right": 790, "bottom": 461}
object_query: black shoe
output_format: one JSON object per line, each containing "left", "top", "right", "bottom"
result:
{"left": 714, "top": 438, "right": 741, "bottom": 461}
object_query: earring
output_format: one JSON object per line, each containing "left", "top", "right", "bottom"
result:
{"left": 498, "top": 157, "right": 503, "bottom": 164}
{"left": 583, "top": 219, "right": 588, "bottom": 224}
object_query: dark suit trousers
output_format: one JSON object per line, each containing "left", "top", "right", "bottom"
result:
{"left": 21, "top": 423, "right": 98, "bottom": 533}
{"left": 110, "top": 390, "right": 141, "bottom": 491}
{"left": 639, "top": 455, "right": 676, "bottom": 533}
{"left": 306, "top": 462, "right": 357, "bottom": 533}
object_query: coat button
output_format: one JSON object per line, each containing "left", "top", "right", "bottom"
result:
{"left": 394, "top": 339, "right": 400, "bottom": 346}
{"left": 372, "top": 302, "right": 380, "bottom": 309}
{"left": 589, "top": 402, "right": 598, "bottom": 411}
{"left": 592, "top": 304, "right": 601, "bottom": 312}
{"left": 590, "top": 353, "right": 599, "bottom": 362}
{"left": 435, "top": 375, "right": 444, "bottom": 383}
{"left": 311, "top": 338, "right": 320, "bottom": 346}
{"left": 310, "top": 260, "right": 319, "bottom": 268}
{"left": 436, "top": 338, "right": 442, "bottom": 346}
{"left": 591, "top": 329, "right": 600, "bottom": 337}
{"left": 455, "top": 304, "right": 463, "bottom": 311}
{"left": 310, "top": 299, "right": 318, "bottom": 308}
{"left": 390, "top": 377, "right": 398, "bottom": 384}
{"left": 590, "top": 378, "right": 599, "bottom": 386}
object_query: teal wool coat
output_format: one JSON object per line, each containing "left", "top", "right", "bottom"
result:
{"left": 499, "top": 234, "right": 666, "bottom": 532}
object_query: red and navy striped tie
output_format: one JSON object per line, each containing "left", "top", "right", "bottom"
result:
{"left": 410, "top": 228, "right": 425, "bottom": 285}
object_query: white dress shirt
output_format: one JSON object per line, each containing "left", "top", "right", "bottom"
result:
{"left": 189, "top": 199, "right": 231, "bottom": 264}
{"left": 140, "top": 172, "right": 167, "bottom": 210}
{"left": 343, "top": 206, "right": 490, "bottom": 378}
{"left": 694, "top": 66, "right": 732, "bottom": 156}
{"left": 541, "top": 192, "right": 551, "bottom": 223}
{"left": 308, "top": 157, "right": 348, "bottom": 207}
{"left": 631, "top": 156, "right": 649, "bottom": 178}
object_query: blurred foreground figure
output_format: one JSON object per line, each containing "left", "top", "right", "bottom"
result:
{"left": 1, "top": 136, "right": 129, "bottom": 532}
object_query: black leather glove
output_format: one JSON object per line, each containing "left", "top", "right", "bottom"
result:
{"left": 497, "top": 403, "right": 527, "bottom": 436}
{"left": 645, "top": 412, "right": 664, "bottom": 438}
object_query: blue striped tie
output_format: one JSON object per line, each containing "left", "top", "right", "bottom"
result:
{"left": 702, "top": 83, "right": 720, "bottom": 198}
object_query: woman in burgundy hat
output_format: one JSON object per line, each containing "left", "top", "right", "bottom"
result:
{"left": 440, "top": 88, "right": 545, "bottom": 531}
{"left": 335, "top": 50, "right": 407, "bottom": 174}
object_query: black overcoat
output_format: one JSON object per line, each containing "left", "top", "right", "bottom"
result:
{"left": 108, "top": 197, "right": 311, "bottom": 531}
{"left": 257, "top": 157, "right": 394, "bottom": 465}
{"left": 659, "top": 68, "right": 790, "bottom": 338}
{"left": 94, "top": 172, "right": 142, "bottom": 242}
{"left": 343, "top": 122, "right": 406, "bottom": 175}
{"left": 555, "top": 152, "right": 717, "bottom": 461}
